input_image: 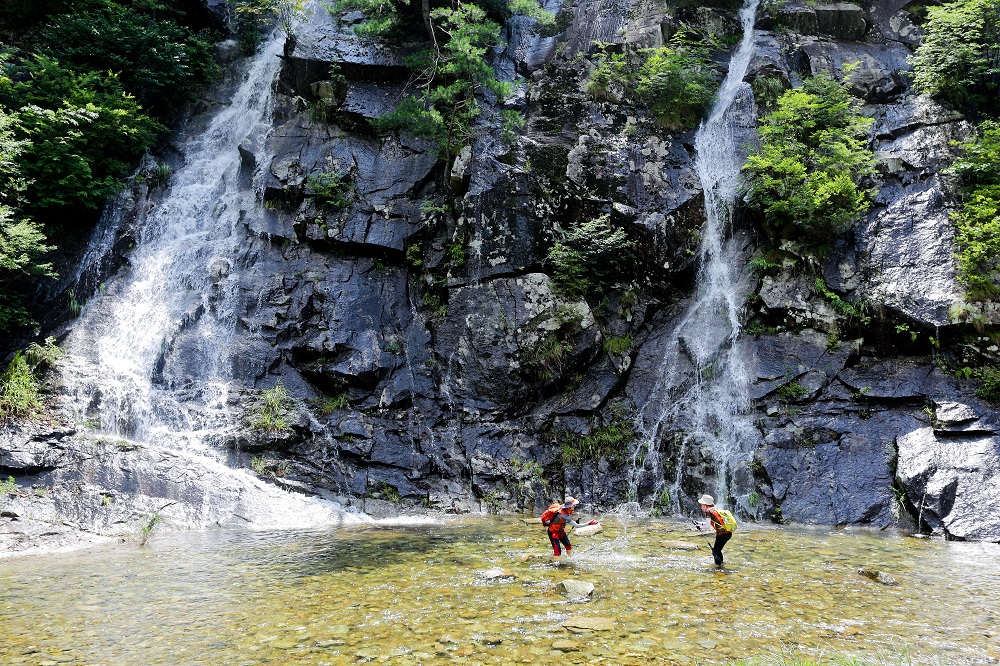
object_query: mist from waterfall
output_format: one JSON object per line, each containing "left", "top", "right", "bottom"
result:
{"left": 627, "top": 0, "right": 760, "bottom": 515}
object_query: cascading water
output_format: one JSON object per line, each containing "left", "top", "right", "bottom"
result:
{"left": 627, "top": 0, "right": 760, "bottom": 515}
{"left": 57, "top": 29, "right": 366, "bottom": 529}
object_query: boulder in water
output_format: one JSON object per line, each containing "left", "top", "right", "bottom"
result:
{"left": 857, "top": 568, "right": 898, "bottom": 585}
{"left": 557, "top": 579, "right": 595, "bottom": 601}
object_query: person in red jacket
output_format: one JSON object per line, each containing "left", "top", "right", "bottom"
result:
{"left": 546, "top": 496, "right": 596, "bottom": 556}
{"left": 699, "top": 493, "right": 732, "bottom": 567}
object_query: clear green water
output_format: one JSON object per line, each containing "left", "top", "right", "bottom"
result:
{"left": 1, "top": 516, "right": 998, "bottom": 665}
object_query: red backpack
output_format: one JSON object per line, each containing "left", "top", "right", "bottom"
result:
{"left": 541, "top": 503, "right": 561, "bottom": 526}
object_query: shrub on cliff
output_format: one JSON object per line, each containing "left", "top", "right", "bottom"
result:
{"left": 635, "top": 36, "right": 719, "bottom": 130}
{"left": 949, "top": 120, "right": 1000, "bottom": 299}
{"left": 585, "top": 34, "right": 720, "bottom": 130}
{"left": 546, "top": 215, "right": 636, "bottom": 297}
{"left": 0, "top": 103, "right": 53, "bottom": 332}
{"left": 910, "top": 0, "right": 1000, "bottom": 113}
{"left": 741, "top": 73, "right": 875, "bottom": 245}
{"left": 336, "top": 0, "right": 551, "bottom": 163}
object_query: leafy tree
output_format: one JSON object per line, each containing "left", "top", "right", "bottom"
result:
{"left": 742, "top": 74, "right": 875, "bottom": 244}
{"left": 634, "top": 35, "right": 719, "bottom": 130}
{"left": 949, "top": 120, "right": 1000, "bottom": 298}
{"left": 0, "top": 55, "right": 164, "bottom": 217}
{"left": 36, "top": 3, "right": 218, "bottom": 114}
{"left": 910, "top": 0, "right": 1000, "bottom": 112}
{"left": 0, "top": 104, "right": 53, "bottom": 332}
{"left": 547, "top": 215, "right": 636, "bottom": 297}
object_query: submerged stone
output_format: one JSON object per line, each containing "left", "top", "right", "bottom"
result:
{"left": 557, "top": 579, "right": 595, "bottom": 601}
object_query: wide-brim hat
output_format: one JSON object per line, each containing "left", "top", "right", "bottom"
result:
{"left": 698, "top": 494, "right": 715, "bottom": 506}
{"left": 562, "top": 496, "right": 580, "bottom": 509}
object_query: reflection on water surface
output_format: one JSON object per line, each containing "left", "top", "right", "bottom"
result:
{"left": 1, "top": 517, "right": 998, "bottom": 665}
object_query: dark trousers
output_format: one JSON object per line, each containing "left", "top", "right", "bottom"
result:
{"left": 712, "top": 531, "right": 732, "bottom": 566}
{"left": 549, "top": 532, "right": 571, "bottom": 555}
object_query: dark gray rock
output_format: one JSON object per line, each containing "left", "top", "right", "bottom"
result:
{"left": 896, "top": 427, "right": 1000, "bottom": 541}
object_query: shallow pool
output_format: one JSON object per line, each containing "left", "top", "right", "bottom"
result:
{"left": 1, "top": 516, "right": 998, "bottom": 665}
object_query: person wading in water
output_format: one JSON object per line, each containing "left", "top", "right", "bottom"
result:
{"left": 543, "top": 496, "right": 596, "bottom": 557}
{"left": 699, "top": 494, "right": 733, "bottom": 567}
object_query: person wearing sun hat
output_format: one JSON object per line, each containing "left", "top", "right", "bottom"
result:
{"left": 699, "top": 493, "right": 733, "bottom": 567}
{"left": 546, "top": 496, "right": 596, "bottom": 556}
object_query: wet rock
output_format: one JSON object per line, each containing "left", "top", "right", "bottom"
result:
{"left": 552, "top": 639, "right": 581, "bottom": 652}
{"left": 661, "top": 540, "right": 700, "bottom": 550}
{"left": 813, "top": 3, "right": 868, "bottom": 40}
{"left": 799, "top": 41, "right": 910, "bottom": 102}
{"left": 895, "top": 427, "right": 1000, "bottom": 541}
{"left": 857, "top": 568, "right": 898, "bottom": 585}
{"left": 478, "top": 567, "right": 518, "bottom": 581}
{"left": 557, "top": 579, "right": 595, "bottom": 601}
{"left": 562, "top": 616, "right": 615, "bottom": 632}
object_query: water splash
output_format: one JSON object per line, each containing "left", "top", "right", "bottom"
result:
{"left": 627, "top": 0, "right": 760, "bottom": 515}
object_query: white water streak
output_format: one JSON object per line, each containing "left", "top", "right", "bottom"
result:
{"left": 58, "top": 23, "right": 363, "bottom": 529}
{"left": 627, "top": 0, "right": 760, "bottom": 514}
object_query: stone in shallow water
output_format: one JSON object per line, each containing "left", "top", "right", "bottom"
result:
{"left": 552, "top": 639, "right": 580, "bottom": 651}
{"left": 661, "top": 540, "right": 700, "bottom": 550}
{"left": 557, "top": 579, "right": 595, "bottom": 601}
{"left": 857, "top": 568, "right": 898, "bottom": 585}
{"left": 562, "top": 616, "right": 615, "bottom": 631}
{"left": 477, "top": 567, "right": 517, "bottom": 581}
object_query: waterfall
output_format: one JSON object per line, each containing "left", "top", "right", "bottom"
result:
{"left": 56, "top": 30, "right": 366, "bottom": 529}
{"left": 627, "top": 0, "right": 760, "bottom": 515}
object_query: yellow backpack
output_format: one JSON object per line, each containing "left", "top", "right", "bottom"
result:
{"left": 716, "top": 508, "right": 738, "bottom": 532}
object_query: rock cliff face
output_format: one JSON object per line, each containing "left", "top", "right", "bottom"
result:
{"left": 3, "top": 0, "right": 1000, "bottom": 548}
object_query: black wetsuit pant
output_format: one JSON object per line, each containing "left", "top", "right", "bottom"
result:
{"left": 549, "top": 532, "right": 571, "bottom": 555}
{"left": 712, "top": 531, "right": 732, "bottom": 566}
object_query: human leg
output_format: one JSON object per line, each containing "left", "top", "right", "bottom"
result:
{"left": 550, "top": 535, "right": 563, "bottom": 556}
{"left": 712, "top": 532, "right": 733, "bottom": 566}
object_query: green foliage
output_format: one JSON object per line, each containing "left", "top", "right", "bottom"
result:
{"left": 306, "top": 170, "right": 352, "bottom": 211}
{"left": 35, "top": 3, "right": 218, "bottom": 114}
{"left": 0, "top": 101, "right": 54, "bottom": 332}
{"left": 603, "top": 336, "right": 633, "bottom": 354}
{"left": 368, "top": 480, "right": 401, "bottom": 504}
{"left": 559, "top": 414, "right": 637, "bottom": 465}
{"left": 24, "top": 336, "right": 63, "bottom": 369}
{"left": 635, "top": 36, "right": 719, "bottom": 130}
{"left": 584, "top": 35, "right": 720, "bottom": 130}
{"left": 742, "top": 74, "right": 876, "bottom": 244}
{"left": 375, "top": 3, "right": 505, "bottom": 159}
{"left": 584, "top": 50, "right": 628, "bottom": 101}
{"left": 975, "top": 366, "right": 1000, "bottom": 401}
{"left": 0, "top": 475, "right": 16, "bottom": 509}
{"left": 522, "top": 335, "right": 572, "bottom": 382}
{"left": 249, "top": 383, "right": 292, "bottom": 433}
{"left": 751, "top": 75, "right": 787, "bottom": 114}
{"left": 138, "top": 511, "right": 160, "bottom": 545}
{"left": 748, "top": 255, "right": 782, "bottom": 274}
{"left": 499, "top": 109, "right": 525, "bottom": 144}
{"left": 948, "top": 121, "right": 1000, "bottom": 299}
{"left": 777, "top": 381, "right": 809, "bottom": 401}
{"left": 651, "top": 488, "right": 671, "bottom": 516}
{"left": 315, "top": 393, "right": 349, "bottom": 415}
{"left": 0, "top": 55, "right": 165, "bottom": 215}
{"left": 0, "top": 351, "right": 42, "bottom": 420}
{"left": 910, "top": 0, "right": 1000, "bottom": 111}
{"left": 814, "top": 278, "right": 871, "bottom": 325}
{"left": 234, "top": 0, "right": 308, "bottom": 50}
{"left": 547, "top": 215, "right": 636, "bottom": 297}
{"left": 364, "top": 0, "right": 548, "bottom": 160}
